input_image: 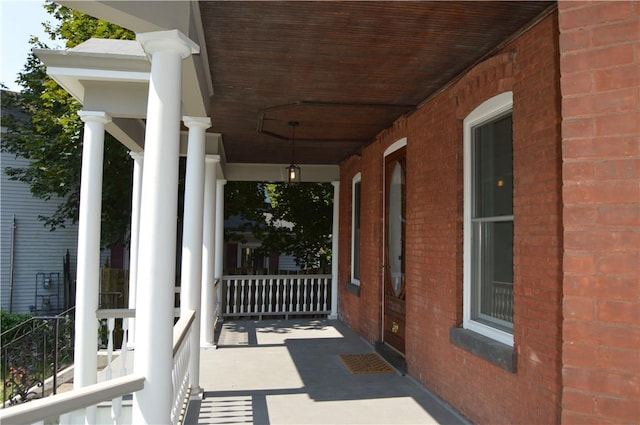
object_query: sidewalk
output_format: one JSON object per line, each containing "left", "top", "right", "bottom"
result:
{"left": 188, "top": 319, "right": 469, "bottom": 425}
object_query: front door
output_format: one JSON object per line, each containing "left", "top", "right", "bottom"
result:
{"left": 383, "top": 146, "right": 406, "bottom": 354}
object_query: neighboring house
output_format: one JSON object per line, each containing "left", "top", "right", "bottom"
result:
{"left": 224, "top": 214, "right": 301, "bottom": 275}
{"left": 0, "top": 93, "right": 79, "bottom": 314}
{"left": 0, "top": 91, "right": 113, "bottom": 314}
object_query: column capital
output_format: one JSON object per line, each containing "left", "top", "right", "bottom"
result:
{"left": 78, "top": 110, "right": 111, "bottom": 124}
{"left": 137, "top": 29, "right": 199, "bottom": 59}
{"left": 183, "top": 116, "right": 212, "bottom": 130}
{"left": 129, "top": 151, "right": 144, "bottom": 161}
{"left": 205, "top": 154, "right": 221, "bottom": 164}
{"left": 331, "top": 180, "right": 340, "bottom": 188}
{"left": 217, "top": 179, "right": 228, "bottom": 186}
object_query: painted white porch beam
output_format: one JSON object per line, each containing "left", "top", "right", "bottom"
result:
{"left": 180, "top": 116, "right": 211, "bottom": 395}
{"left": 214, "top": 180, "right": 227, "bottom": 280}
{"left": 127, "top": 152, "right": 143, "bottom": 349}
{"left": 224, "top": 163, "right": 340, "bottom": 182}
{"left": 133, "top": 29, "right": 198, "bottom": 425}
{"left": 329, "top": 181, "right": 340, "bottom": 320}
{"left": 83, "top": 81, "right": 150, "bottom": 118}
{"left": 201, "top": 155, "right": 220, "bottom": 346}
{"left": 74, "top": 111, "right": 110, "bottom": 424}
{"left": 105, "top": 118, "right": 146, "bottom": 152}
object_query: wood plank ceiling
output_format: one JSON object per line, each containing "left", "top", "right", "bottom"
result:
{"left": 200, "top": 1, "right": 554, "bottom": 165}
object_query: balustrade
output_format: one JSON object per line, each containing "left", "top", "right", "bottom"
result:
{"left": 221, "top": 275, "right": 331, "bottom": 319}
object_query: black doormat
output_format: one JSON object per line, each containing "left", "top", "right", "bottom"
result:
{"left": 339, "top": 353, "right": 394, "bottom": 374}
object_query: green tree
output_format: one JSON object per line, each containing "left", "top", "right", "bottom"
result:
{"left": 1, "top": 2, "right": 135, "bottom": 246}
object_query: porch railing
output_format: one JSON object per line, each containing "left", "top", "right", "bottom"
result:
{"left": 0, "top": 308, "right": 196, "bottom": 425}
{"left": 221, "top": 274, "right": 332, "bottom": 319}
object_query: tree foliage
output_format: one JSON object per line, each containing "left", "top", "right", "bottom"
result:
{"left": 1, "top": 2, "right": 135, "bottom": 246}
{"left": 224, "top": 182, "right": 333, "bottom": 271}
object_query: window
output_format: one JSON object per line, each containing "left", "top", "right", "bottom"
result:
{"left": 351, "top": 173, "right": 362, "bottom": 284}
{"left": 463, "top": 92, "right": 514, "bottom": 346}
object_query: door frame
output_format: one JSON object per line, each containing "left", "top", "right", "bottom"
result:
{"left": 381, "top": 137, "right": 407, "bottom": 349}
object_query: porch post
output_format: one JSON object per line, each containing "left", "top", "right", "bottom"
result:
{"left": 201, "top": 155, "right": 220, "bottom": 346}
{"left": 214, "top": 179, "right": 227, "bottom": 313}
{"left": 133, "top": 30, "right": 198, "bottom": 425}
{"left": 180, "top": 116, "right": 211, "bottom": 395}
{"left": 127, "top": 151, "right": 143, "bottom": 348}
{"left": 329, "top": 181, "right": 340, "bottom": 319}
{"left": 74, "top": 110, "right": 110, "bottom": 424}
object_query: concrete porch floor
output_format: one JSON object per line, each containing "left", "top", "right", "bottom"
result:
{"left": 186, "top": 319, "right": 470, "bottom": 425}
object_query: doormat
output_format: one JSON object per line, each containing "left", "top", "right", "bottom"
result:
{"left": 339, "top": 353, "right": 394, "bottom": 374}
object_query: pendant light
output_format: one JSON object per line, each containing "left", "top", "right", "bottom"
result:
{"left": 286, "top": 121, "right": 301, "bottom": 184}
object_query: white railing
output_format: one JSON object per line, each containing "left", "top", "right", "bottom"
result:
{"left": 221, "top": 274, "right": 332, "bottom": 319}
{"left": 96, "top": 308, "right": 134, "bottom": 424}
{"left": 171, "top": 310, "right": 194, "bottom": 425}
{"left": 0, "top": 375, "right": 145, "bottom": 425}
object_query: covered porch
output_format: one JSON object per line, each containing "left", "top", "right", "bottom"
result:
{"left": 190, "top": 319, "right": 468, "bottom": 425}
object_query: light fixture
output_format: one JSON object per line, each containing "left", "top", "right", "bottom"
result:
{"left": 286, "top": 121, "right": 301, "bottom": 184}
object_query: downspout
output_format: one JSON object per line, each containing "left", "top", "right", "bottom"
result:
{"left": 9, "top": 214, "right": 16, "bottom": 312}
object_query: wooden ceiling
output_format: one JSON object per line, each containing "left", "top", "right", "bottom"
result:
{"left": 200, "top": 1, "right": 554, "bottom": 165}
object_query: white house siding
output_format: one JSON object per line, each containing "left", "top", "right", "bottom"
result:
{"left": 0, "top": 152, "right": 80, "bottom": 314}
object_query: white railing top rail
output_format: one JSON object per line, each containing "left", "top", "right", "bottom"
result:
{"left": 0, "top": 374, "right": 145, "bottom": 425}
{"left": 96, "top": 308, "right": 136, "bottom": 319}
{"left": 222, "top": 274, "right": 332, "bottom": 279}
{"left": 173, "top": 310, "right": 195, "bottom": 357}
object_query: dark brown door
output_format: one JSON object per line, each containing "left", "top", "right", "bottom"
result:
{"left": 384, "top": 146, "right": 406, "bottom": 354}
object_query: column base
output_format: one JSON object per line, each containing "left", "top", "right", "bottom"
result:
{"left": 191, "top": 386, "right": 204, "bottom": 397}
{"left": 328, "top": 313, "right": 338, "bottom": 320}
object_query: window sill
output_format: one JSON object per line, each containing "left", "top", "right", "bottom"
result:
{"left": 345, "top": 281, "right": 360, "bottom": 297}
{"left": 449, "top": 327, "right": 517, "bottom": 373}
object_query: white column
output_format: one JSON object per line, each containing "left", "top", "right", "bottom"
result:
{"left": 180, "top": 116, "right": 211, "bottom": 395}
{"left": 133, "top": 30, "right": 198, "bottom": 425}
{"left": 214, "top": 179, "right": 227, "bottom": 315}
{"left": 201, "top": 155, "right": 220, "bottom": 346}
{"left": 329, "top": 181, "right": 340, "bottom": 320}
{"left": 127, "top": 151, "right": 143, "bottom": 348}
{"left": 74, "top": 110, "right": 110, "bottom": 424}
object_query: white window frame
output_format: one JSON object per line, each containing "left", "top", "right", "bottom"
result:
{"left": 463, "top": 91, "right": 514, "bottom": 347}
{"left": 351, "top": 172, "right": 362, "bottom": 285}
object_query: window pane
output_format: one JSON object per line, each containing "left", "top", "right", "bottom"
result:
{"left": 475, "top": 221, "right": 514, "bottom": 328}
{"left": 473, "top": 114, "right": 513, "bottom": 218}
{"left": 353, "top": 181, "right": 361, "bottom": 280}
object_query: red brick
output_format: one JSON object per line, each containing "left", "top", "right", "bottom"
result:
{"left": 563, "top": 181, "right": 639, "bottom": 204}
{"left": 594, "top": 158, "right": 640, "bottom": 180}
{"left": 563, "top": 136, "right": 640, "bottom": 159}
{"left": 559, "top": 2, "right": 636, "bottom": 31}
{"left": 564, "top": 252, "right": 597, "bottom": 274}
{"left": 597, "top": 205, "right": 640, "bottom": 227}
{"left": 563, "top": 89, "right": 637, "bottom": 117}
{"left": 564, "top": 341, "right": 598, "bottom": 367}
{"left": 595, "top": 64, "right": 640, "bottom": 91}
{"left": 560, "top": 29, "right": 591, "bottom": 52}
{"left": 561, "top": 44, "right": 635, "bottom": 73}
{"left": 598, "top": 346, "right": 640, "bottom": 375}
{"left": 597, "top": 397, "right": 640, "bottom": 423}
{"left": 597, "top": 252, "right": 640, "bottom": 276}
{"left": 562, "top": 118, "right": 594, "bottom": 140}
{"left": 592, "top": 19, "right": 640, "bottom": 48}
{"left": 562, "top": 412, "right": 605, "bottom": 425}
{"left": 563, "top": 390, "right": 596, "bottom": 413}
{"left": 563, "top": 367, "right": 640, "bottom": 398}
{"left": 563, "top": 205, "right": 598, "bottom": 228}
{"left": 565, "top": 230, "right": 640, "bottom": 252}
{"left": 563, "top": 161, "right": 595, "bottom": 181}
{"left": 595, "top": 111, "right": 640, "bottom": 136}
{"left": 564, "top": 297, "right": 595, "bottom": 320}
{"left": 597, "top": 300, "right": 640, "bottom": 324}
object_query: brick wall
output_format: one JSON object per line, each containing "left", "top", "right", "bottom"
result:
{"left": 339, "top": 12, "right": 565, "bottom": 424}
{"left": 559, "top": 2, "right": 640, "bottom": 424}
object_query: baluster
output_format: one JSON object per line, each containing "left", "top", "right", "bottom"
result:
{"left": 111, "top": 318, "right": 128, "bottom": 425}
{"left": 303, "top": 279, "right": 309, "bottom": 313}
{"left": 106, "top": 318, "right": 115, "bottom": 381}
{"left": 261, "top": 279, "right": 267, "bottom": 314}
{"left": 240, "top": 279, "right": 246, "bottom": 314}
{"left": 314, "top": 278, "right": 320, "bottom": 311}
{"left": 323, "top": 277, "right": 328, "bottom": 312}
{"left": 275, "top": 278, "right": 281, "bottom": 312}
{"left": 254, "top": 279, "right": 259, "bottom": 313}
{"left": 288, "top": 278, "right": 294, "bottom": 313}
{"left": 268, "top": 278, "right": 273, "bottom": 313}
{"left": 226, "top": 280, "right": 232, "bottom": 315}
{"left": 296, "top": 277, "right": 302, "bottom": 312}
